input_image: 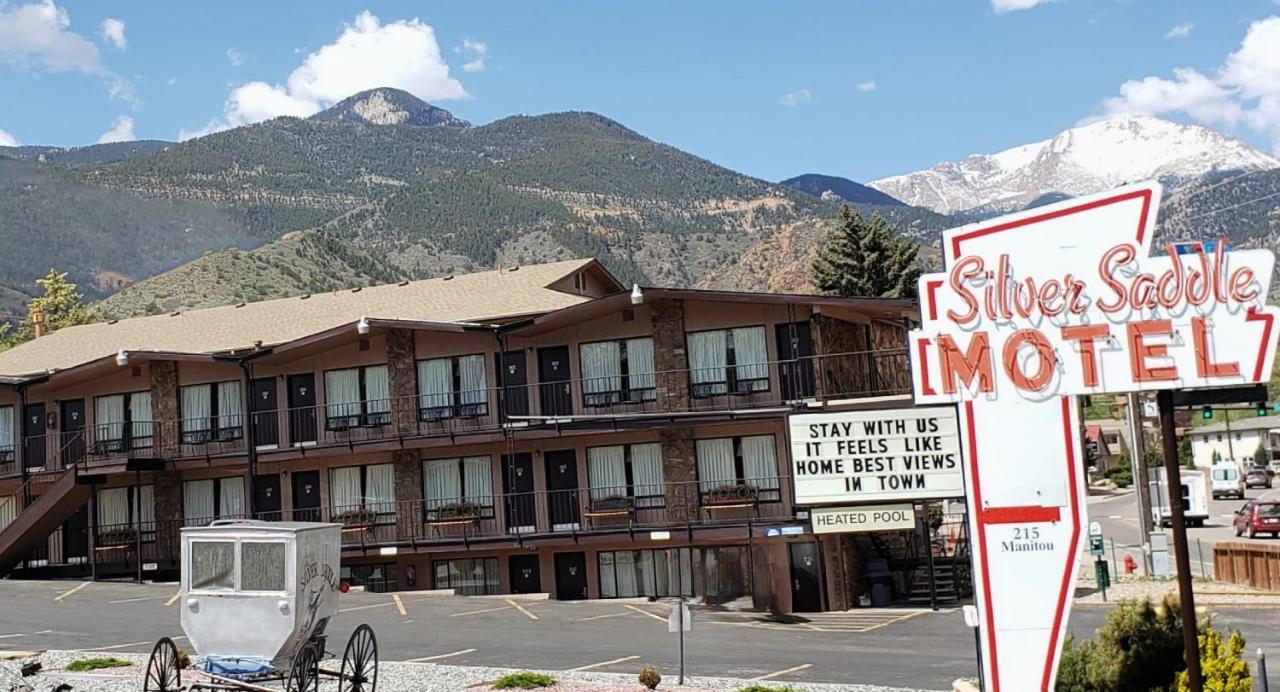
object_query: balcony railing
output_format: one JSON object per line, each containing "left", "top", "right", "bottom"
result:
{"left": 1, "top": 348, "right": 909, "bottom": 477}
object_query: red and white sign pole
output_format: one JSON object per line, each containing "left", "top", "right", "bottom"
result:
{"left": 909, "top": 181, "right": 1279, "bottom": 691}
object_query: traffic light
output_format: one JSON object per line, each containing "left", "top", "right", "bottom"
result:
{"left": 1202, "top": 407, "right": 1213, "bottom": 420}
{"left": 1258, "top": 403, "right": 1269, "bottom": 417}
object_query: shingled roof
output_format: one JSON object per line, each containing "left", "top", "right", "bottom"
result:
{"left": 0, "top": 259, "right": 613, "bottom": 378}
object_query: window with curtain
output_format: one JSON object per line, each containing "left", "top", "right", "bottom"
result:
{"left": 130, "top": 391, "right": 154, "bottom": 448}
{"left": 417, "top": 355, "right": 488, "bottom": 420}
{"left": 183, "top": 477, "right": 244, "bottom": 525}
{"left": 696, "top": 435, "right": 780, "bottom": 500}
{"left": 587, "top": 443, "right": 664, "bottom": 508}
{"left": 97, "top": 485, "right": 155, "bottom": 540}
{"left": 325, "top": 366, "right": 392, "bottom": 430}
{"left": 423, "top": 456, "right": 494, "bottom": 515}
{"left": 0, "top": 406, "right": 12, "bottom": 463}
{"left": 433, "top": 557, "right": 499, "bottom": 595}
{"left": 579, "top": 338, "right": 656, "bottom": 407}
{"left": 598, "top": 549, "right": 693, "bottom": 599}
{"left": 180, "top": 381, "right": 244, "bottom": 443}
{"left": 92, "top": 392, "right": 153, "bottom": 452}
{"left": 330, "top": 463, "right": 396, "bottom": 520}
{"left": 686, "top": 327, "right": 770, "bottom": 397}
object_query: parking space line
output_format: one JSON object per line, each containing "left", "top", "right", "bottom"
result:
{"left": 339, "top": 602, "right": 396, "bottom": 614}
{"left": 165, "top": 590, "right": 182, "bottom": 607}
{"left": 623, "top": 604, "right": 666, "bottom": 622}
{"left": 449, "top": 604, "right": 516, "bottom": 617}
{"left": 750, "top": 663, "right": 812, "bottom": 682}
{"left": 566, "top": 655, "right": 639, "bottom": 672}
{"left": 53, "top": 582, "right": 88, "bottom": 602}
{"left": 110, "top": 596, "right": 165, "bottom": 604}
{"left": 0, "top": 634, "right": 26, "bottom": 640}
{"left": 506, "top": 598, "right": 539, "bottom": 620}
{"left": 404, "top": 648, "right": 476, "bottom": 663}
{"left": 577, "top": 611, "right": 632, "bottom": 622}
{"left": 92, "top": 641, "right": 151, "bottom": 651}
{"left": 392, "top": 594, "right": 407, "bottom": 617}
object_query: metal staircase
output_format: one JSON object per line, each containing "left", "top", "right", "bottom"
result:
{"left": 0, "top": 467, "right": 91, "bottom": 575}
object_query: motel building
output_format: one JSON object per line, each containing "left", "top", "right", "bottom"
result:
{"left": 0, "top": 259, "right": 966, "bottom": 613}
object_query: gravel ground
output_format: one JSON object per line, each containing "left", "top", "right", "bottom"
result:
{"left": 1073, "top": 574, "right": 1280, "bottom": 606}
{"left": 0, "top": 650, "right": 941, "bottom": 692}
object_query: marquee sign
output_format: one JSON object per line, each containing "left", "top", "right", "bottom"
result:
{"left": 908, "top": 181, "right": 1280, "bottom": 692}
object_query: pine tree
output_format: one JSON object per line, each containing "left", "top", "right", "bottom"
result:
{"left": 810, "top": 205, "right": 921, "bottom": 299}
{"left": 1, "top": 269, "right": 95, "bottom": 349}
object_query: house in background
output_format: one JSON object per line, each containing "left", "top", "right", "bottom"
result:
{"left": 1188, "top": 415, "right": 1280, "bottom": 469}
{"left": 1084, "top": 419, "right": 1128, "bottom": 471}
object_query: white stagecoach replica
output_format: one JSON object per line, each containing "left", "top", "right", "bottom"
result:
{"left": 143, "top": 521, "right": 378, "bottom": 692}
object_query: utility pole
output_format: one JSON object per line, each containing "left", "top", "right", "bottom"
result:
{"left": 1224, "top": 412, "right": 1236, "bottom": 464}
{"left": 1156, "top": 390, "right": 1203, "bottom": 692}
{"left": 1126, "top": 393, "right": 1155, "bottom": 574}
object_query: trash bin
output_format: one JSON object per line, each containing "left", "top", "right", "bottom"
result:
{"left": 864, "top": 558, "right": 892, "bottom": 607}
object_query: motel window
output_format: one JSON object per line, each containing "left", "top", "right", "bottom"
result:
{"left": 97, "top": 485, "right": 155, "bottom": 542}
{"left": 93, "top": 391, "right": 153, "bottom": 452}
{"left": 686, "top": 326, "right": 769, "bottom": 397}
{"left": 329, "top": 463, "right": 395, "bottom": 518}
{"left": 0, "top": 405, "right": 12, "bottom": 465}
{"left": 587, "top": 443, "right": 665, "bottom": 508}
{"left": 433, "top": 557, "right": 499, "bottom": 595}
{"left": 0, "top": 495, "right": 16, "bottom": 531}
{"left": 183, "top": 477, "right": 246, "bottom": 525}
{"left": 422, "top": 456, "right": 495, "bottom": 518}
{"left": 180, "top": 381, "right": 244, "bottom": 443}
{"left": 341, "top": 563, "right": 397, "bottom": 593}
{"left": 695, "top": 435, "right": 780, "bottom": 501}
{"left": 324, "top": 365, "right": 391, "bottom": 430}
{"left": 416, "top": 355, "right": 488, "bottom": 421}
{"left": 579, "top": 337, "right": 656, "bottom": 406}
{"left": 598, "top": 549, "right": 693, "bottom": 599}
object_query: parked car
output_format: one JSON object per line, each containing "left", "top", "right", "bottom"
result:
{"left": 1233, "top": 501, "right": 1280, "bottom": 539}
{"left": 1245, "top": 467, "right": 1273, "bottom": 489}
{"left": 1211, "top": 463, "right": 1245, "bottom": 500}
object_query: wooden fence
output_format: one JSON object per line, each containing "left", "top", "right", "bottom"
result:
{"left": 1213, "top": 541, "right": 1280, "bottom": 591}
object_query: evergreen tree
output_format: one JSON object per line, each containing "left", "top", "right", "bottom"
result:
{"left": 1, "top": 269, "right": 94, "bottom": 349}
{"left": 810, "top": 205, "right": 921, "bottom": 299}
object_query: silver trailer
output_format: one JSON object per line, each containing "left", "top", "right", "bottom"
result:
{"left": 143, "top": 520, "right": 378, "bottom": 692}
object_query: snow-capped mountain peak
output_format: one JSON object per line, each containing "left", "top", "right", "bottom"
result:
{"left": 868, "top": 115, "right": 1280, "bottom": 215}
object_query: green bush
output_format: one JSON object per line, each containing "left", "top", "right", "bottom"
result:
{"left": 1104, "top": 463, "right": 1133, "bottom": 488}
{"left": 493, "top": 671, "right": 557, "bottom": 689}
{"left": 1176, "top": 628, "right": 1250, "bottom": 692}
{"left": 638, "top": 665, "right": 661, "bottom": 689}
{"left": 1055, "top": 595, "right": 1185, "bottom": 691}
{"left": 737, "top": 686, "right": 799, "bottom": 692}
{"left": 66, "top": 657, "right": 131, "bottom": 672}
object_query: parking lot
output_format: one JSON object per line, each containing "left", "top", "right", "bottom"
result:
{"left": 1, "top": 579, "right": 1278, "bottom": 689}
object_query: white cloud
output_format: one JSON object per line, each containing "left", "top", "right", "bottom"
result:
{"left": 96, "top": 114, "right": 134, "bottom": 143}
{"left": 779, "top": 88, "right": 810, "bottom": 107}
{"left": 458, "top": 38, "right": 487, "bottom": 73}
{"left": 1164, "top": 22, "right": 1193, "bottom": 39}
{"left": 177, "top": 119, "right": 227, "bottom": 142}
{"left": 856, "top": 80, "right": 877, "bottom": 92}
{"left": 0, "top": 128, "right": 19, "bottom": 146}
{"left": 0, "top": 0, "right": 103, "bottom": 74}
{"left": 184, "top": 10, "right": 466, "bottom": 139}
{"left": 1100, "top": 15, "right": 1280, "bottom": 151}
{"left": 991, "top": 0, "right": 1056, "bottom": 14}
{"left": 99, "top": 17, "right": 125, "bottom": 50}
{"left": 226, "top": 47, "right": 245, "bottom": 66}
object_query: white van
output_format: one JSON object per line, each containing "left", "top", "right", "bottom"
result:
{"left": 1151, "top": 468, "right": 1209, "bottom": 527}
{"left": 1211, "top": 463, "right": 1244, "bottom": 500}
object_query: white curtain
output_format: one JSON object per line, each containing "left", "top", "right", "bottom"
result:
{"left": 588, "top": 446, "right": 627, "bottom": 500}
{"left": 418, "top": 359, "right": 454, "bottom": 412}
{"left": 696, "top": 438, "right": 736, "bottom": 491}
{"left": 99, "top": 487, "right": 130, "bottom": 528}
{"left": 95, "top": 395, "right": 126, "bottom": 442}
{"left": 580, "top": 342, "right": 621, "bottom": 396}
{"left": 626, "top": 338, "right": 656, "bottom": 395}
{"left": 599, "top": 552, "right": 617, "bottom": 597}
{"left": 217, "top": 381, "right": 243, "bottom": 432}
{"left": 615, "top": 551, "right": 639, "bottom": 596}
{"left": 325, "top": 369, "right": 361, "bottom": 420}
{"left": 741, "top": 435, "right": 779, "bottom": 489}
{"left": 330, "top": 466, "right": 363, "bottom": 512}
{"left": 732, "top": 327, "right": 769, "bottom": 390}
{"left": 183, "top": 480, "right": 215, "bottom": 524}
{"left": 688, "top": 331, "right": 728, "bottom": 392}
{"left": 181, "top": 385, "right": 212, "bottom": 434}
{"left": 218, "top": 477, "right": 245, "bottom": 518}
{"left": 631, "top": 443, "right": 664, "bottom": 506}
{"left": 463, "top": 456, "right": 493, "bottom": 504}
{"left": 424, "top": 458, "right": 462, "bottom": 505}
{"left": 130, "top": 391, "right": 153, "bottom": 445}
{"left": 0, "top": 406, "right": 12, "bottom": 449}
{"left": 0, "top": 495, "right": 15, "bottom": 531}
{"left": 364, "top": 366, "right": 391, "bottom": 416}
{"left": 458, "top": 355, "right": 487, "bottom": 407}
{"left": 366, "top": 463, "right": 395, "bottom": 513}
{"left": 137, "top": 485, "right": 155, "bottom": 529}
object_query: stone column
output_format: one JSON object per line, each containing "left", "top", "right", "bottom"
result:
{"left": 650, "top": 298, "right": 690, "bottom": 413}
{"left": 386, "top": 329, "right": 418, "bottom": 435}
{"left": 149, "top": 361, "right": 179, "bottom": 457}
{"left": 660, "top": 428, "right": 697, "bottom": 523}
{"left": 153, "top": 471, "right": 182, "bottom": 565}
{"left": 393, "top": 449, "right": 422, "bottom": 537}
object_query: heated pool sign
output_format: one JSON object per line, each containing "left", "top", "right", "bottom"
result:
{"left": 909, "top": 181, "right": 1280, "bottom": 692}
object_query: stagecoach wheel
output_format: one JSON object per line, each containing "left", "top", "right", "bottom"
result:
{"left": 286, "top": 644, "right": 319, "bottom": 692}
{"left": 143, "top": 637, "right": 181, "bottom": 692}
{"left": 339, "top": 624, "right": 378, "bottom": 692}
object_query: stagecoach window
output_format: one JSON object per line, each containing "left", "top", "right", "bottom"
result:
{"left": 190, "top": 541, "right": 235, "bottom": 591}
{"left": 241, "top": 542, "right": 286, "bottom": 591}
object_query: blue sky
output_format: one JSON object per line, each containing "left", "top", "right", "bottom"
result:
{"left": 2, "top": 0, "right": 1279, "bottom": 182}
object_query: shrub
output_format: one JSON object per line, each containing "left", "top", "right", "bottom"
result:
{"left": 737, "top": 686, "right": 799, "bottom": 692}
{"left": 1176, "top": 628, "right": 1250, "bottom": 692}
{"left": 1104, "top": 462, "right": 1133, "bottom": 488}
{"left": 493, "top": 671, "right": 557, "bottom": 689}
{"left": 1055, "top": 595, "right": 1185, "bottom": 691}
{"left": 66, "top": 657, "right": 131, "bottom": 672}
{"left": 175, "top": 648, "right": 192, "bottom": 669}
{"left": 638, "top": 665, "right": 661, "bottom": 689}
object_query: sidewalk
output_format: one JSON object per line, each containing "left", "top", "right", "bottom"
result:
{"left": 1074, "top": 574, "right": 1280, "bottom": 607}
